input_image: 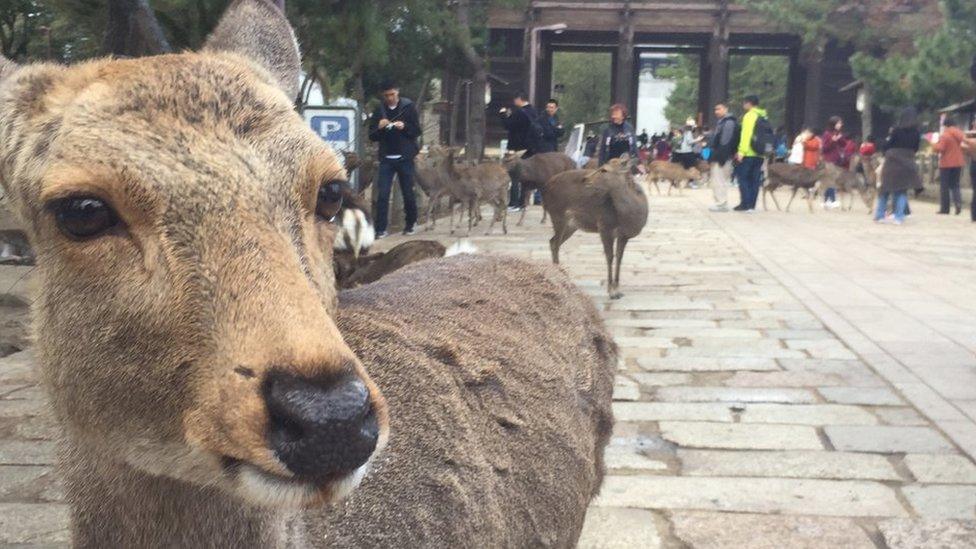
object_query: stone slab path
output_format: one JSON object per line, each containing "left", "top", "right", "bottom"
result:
{"left": 1, "top": 186, "right": 975, "bottom": 547}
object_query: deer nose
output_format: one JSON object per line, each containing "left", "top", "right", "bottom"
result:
{"left": 262, "top": 370, "right": 379, "bottom": 482}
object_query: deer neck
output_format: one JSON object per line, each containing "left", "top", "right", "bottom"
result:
{"left": 61, "top": 441, "right": 293, "bottom": 548}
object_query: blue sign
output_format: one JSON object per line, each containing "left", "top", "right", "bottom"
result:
{"left": 310, "top": 115, "right": 350, "bottom": 143}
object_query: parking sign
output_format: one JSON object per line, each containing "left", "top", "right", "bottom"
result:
{"left": 303, "top": 106, "right": 360, "bottom": 185}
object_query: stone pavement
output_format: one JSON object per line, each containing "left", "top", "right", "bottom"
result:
{"left": 1, "top": 186, "right": 975, "bottom": 546}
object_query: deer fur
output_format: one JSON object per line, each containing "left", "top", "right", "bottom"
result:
{"left": 306, "top": 254, "right": 615, "bottom": 547}
{"left": 821, "top": 161, "right": 874, "bottom": 212}
{"left": 543, "top": 156, "right": 649, "bottom": 299}
{"left": 414, "top": 148, "right": 452, "bottom": 229}
{"left": 503, "top": 152, "right": 576, "bottom": 226}
{"left": 0, "top": 1, "right": 614, "bottom": 546}
{"left": 646, "top": 160, "right": 700, "bottom": 196}
{"left": 335, "top": 240, "right": 446, "bottom": 289}
{"left": 763, "top": 163, "right": 825, "bottom": 212}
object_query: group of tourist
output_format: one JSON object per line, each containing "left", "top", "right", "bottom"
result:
{"left": 367, "top": 77, "right": 976, "bottom": 235}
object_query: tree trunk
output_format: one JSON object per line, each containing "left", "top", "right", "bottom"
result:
{"left": 860, "top": 85, "right": 873, "bottom": 141}
{"left": 450, "top": 77, "right": 465, "bottom": 147}
{"left": 454, "top": 0, "right": 486, "bottom": 160}
{"left": 102, "top": 0, "right": 172, "bottom": 57}
{"left": 801, "top": 43, "right": 825, "bottom": 129}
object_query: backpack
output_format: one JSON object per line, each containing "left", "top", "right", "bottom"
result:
{"left": 751, "top": 115, "right": 776, "bottom": 156}
{"left": 528, "top": 115, "right": 547, "bottom": 149}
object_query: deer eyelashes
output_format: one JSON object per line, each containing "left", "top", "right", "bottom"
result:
{"left": 316, "top": 180, "right": 345, "bottom": 223}
{"left": 47, "top": 196, "right": 121, "bottom": 240}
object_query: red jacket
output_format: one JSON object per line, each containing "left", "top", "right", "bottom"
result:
{"left": 803, "top": 136, "right": 821, "bottom": 170}
{"left": 859, "top": 142, "right": 877, "bottom": 157}
{"left": 935, "top": 127, "right": 966, "bottom": 169}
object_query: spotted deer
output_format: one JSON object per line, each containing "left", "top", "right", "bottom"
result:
{"left": 0, "top": 0, "right": 615, "bottom": 546}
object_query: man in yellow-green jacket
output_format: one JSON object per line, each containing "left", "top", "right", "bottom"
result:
{"left": 733, "top": 95, "right": 767, "bottom": 211}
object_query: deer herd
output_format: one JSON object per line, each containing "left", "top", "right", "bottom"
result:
{"left": 0, "top": 0, "right": 896, "bottom": 546}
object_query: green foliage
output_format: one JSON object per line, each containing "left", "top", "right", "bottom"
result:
{"left": 658, "top": 54, "right": 699, "bottom": 127}
{"left": 729, "top": 55, "right": 788, "bottom": 129}
{"left": 851, "top": 0, "right": 976, "bottom": 112}
{"left": 657, "top": 53, "right": 787, "bottom": 130}
{"left": 551, "top": 51, "right": 612, "bottom": 129}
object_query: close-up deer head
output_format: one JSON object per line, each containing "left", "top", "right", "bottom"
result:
{"left": 0, "top": 0, "right": 387, "bottom": 509}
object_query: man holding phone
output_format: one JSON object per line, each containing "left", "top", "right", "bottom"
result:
{"left": 369, "top": 80, "right": 421, "bottom": 238}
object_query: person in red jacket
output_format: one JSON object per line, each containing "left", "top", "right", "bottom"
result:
{"left": 803, "top": 129, "right": 822, "bottom": 170}
{"left": 933, "top": 117, "right": 966, "bottom": 215}
{"left": 821, "top": 116, "right": 849, "bottom": 208}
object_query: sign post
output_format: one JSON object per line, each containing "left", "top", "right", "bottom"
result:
{"left": 303, "top": 106, "right": 361, "bottom": 188}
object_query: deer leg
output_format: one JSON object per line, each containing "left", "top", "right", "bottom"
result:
{"left": 466, "top": 199, "right": 475, "bottom": 236}
{"left": 519, "top": 187, "right": 534, "bottom": 226}
{"left": 612, "top": 237, "right": 628, "bottom": 300}
{"left": 425, "top": 192, "right": 439, "bottom": 230}
{"left": 653, "top": 179, "right": 661, "bottom": 195}
{"left": 806, "top": 188, "right": 815, "bottom": 213}
{"left": 600, "top": 229, "right": 615, "bottom": 299}
{"left": 786, "top": 187, "right": 799, "bottom": 212}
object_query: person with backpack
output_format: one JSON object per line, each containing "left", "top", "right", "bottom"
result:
{"left": 500, "top": 91, "right": 543, "bottom": 209}
{"left": 733, "top": 95, "right": 770, "bottom": 211}
{"left": 821, "top": 116, "right": 850, "bottom": 209}
{"left": 598, "top": 103, "right": 638, "bottom": 166}
{"left": 708, "top": 103, "right": 738, "bottom": 212}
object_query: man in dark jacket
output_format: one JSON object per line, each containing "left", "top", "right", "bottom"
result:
{"left": 539, "top": 99, "right": 565, "bottom": 153}
{"left": 708, "top": 102, "right": 738, "bottom": 212}
{"left": 500, "top": 91, "right": 541, "bottom": 209}
{"left": 369, "top": 80, "right": 421, "bottom": 238}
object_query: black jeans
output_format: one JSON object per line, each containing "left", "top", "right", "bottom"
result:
{"left": 939, "top": 167, "right": 962, "bottom": 213}
{"left": 971, "top": 161, "right": 976, "bottom": 221}
{"left": 375, "top": 157, "right": 418, "bottom": 233}
{"left": 736, "top": 156, "right": 764, "bottom": 210}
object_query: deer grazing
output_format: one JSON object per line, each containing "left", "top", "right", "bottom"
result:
{"left": 0, "top": 1, "right": 616, "bottom": 546}
{"left": 543, "top": 156, "right": 649, "bottom": 299}
{"left": 762, "top": 163, "right": 825, "bottom": 212}
{"left": 646, "top": 160, "right": 700, "bottom": 195}
{"left": 503, "top": 151, "right": 576, "bottom": 225}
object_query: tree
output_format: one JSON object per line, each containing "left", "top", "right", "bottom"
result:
{"left": 851, "top": 0, "right": 976, "bottom": 112}
{"left": 551, "top": 51, "right": 612, "bottom": 131}
{"left": 658, "top": 55, "right": 700, "bottom": 128}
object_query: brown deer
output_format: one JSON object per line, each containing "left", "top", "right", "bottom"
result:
{"left": 821, "top": 161, "right": 874, "bottom": 212}
{"left": 763, "top": 163, "right": 825, "bottom": 212}
{"left": 543, "top": 156, "right": 649, "bottom": 299}
{"left": 503, "top": 151, "right": 576, "bottom": 225}
{"left": 646, "top": 160, "right": 700, "bottom": 195}
{"left": 0, "top": 1, "right": 615, "bottom": 546}
{"left": 447, "top": 155, "right": 509, "bottom": 236}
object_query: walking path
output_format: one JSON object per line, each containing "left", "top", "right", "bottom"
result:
{"left": 0, "top": 187, "right": 975, "bottom": 546}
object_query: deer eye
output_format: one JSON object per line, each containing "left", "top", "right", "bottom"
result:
{"left": 316, "top": 180, "right": 345, "bottom": 222}
{"left": 49, "top": 196, "right": 120, "bottom": 240}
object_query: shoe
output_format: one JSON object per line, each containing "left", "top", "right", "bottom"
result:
{"left": 937, "top": 211, "right": 949, "bottom": 215}
{"left": 709, "top": 204, "right": 729, "bottom": 212}
{"left": 375, "top": 231, "right": 388, "bottom": 239}
{"left": 733, "top": 205, "right": 747, "bottom": 211}
{"left": 746, "top": 208, "right": 757, "bottom": 214}
{"left": 507, "top": 206, "right": 523, "bottom": 212}
{"left": 828, "top": 201, "right": 840, "bottom": 209}
{"left": 403, "top": 227, "right": 415, "bottom": 236}
{"left": 955, "top": 207, "right": 962, "bottom": 215}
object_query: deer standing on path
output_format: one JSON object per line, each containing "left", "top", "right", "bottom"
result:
{"left": 543, "top": 156, "right": 649, "bottom": 299}
{"left": 503, "top": 151, "right": 576, "bottom": 225}
{"left": 0, "top": 1, "right": 615, "bottom": 546}
{"left": 763, "top": 163, "right": 825, "bottom": 212}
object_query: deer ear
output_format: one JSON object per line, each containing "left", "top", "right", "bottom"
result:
{"left": 204, "top": 0, "right": 300, "bottom": 100}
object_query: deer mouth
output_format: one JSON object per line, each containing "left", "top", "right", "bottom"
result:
{"left": 222, "top": 456, "right": 371, "bottom": 508}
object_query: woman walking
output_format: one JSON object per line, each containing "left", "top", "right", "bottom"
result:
{"left": 876, "top": 108, "right": 922, "bottom": 225}
{"left": 933, "top": 117, "right": 966, "bottom": 215}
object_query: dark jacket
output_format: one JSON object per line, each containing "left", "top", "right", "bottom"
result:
{"left": 881, "top": 127, "right": 922, "bottom": 193}
{"left": 501, "top": 104, "right": 540, "bottom": 152}
{"left": 539, "top": 114, "right": 564, "bottom": 153}
{"left": 709, "top": 114, "right": 738, "bottom": 166}
{"left": 368, "top": 98, "right": 421, "bottom": 160}
{"left": 598, "top": 121, "right": 638, "bottom": 165}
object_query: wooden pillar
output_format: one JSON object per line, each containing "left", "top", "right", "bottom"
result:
{"left": 800, "top": 45, "right": 824, "bottom": 128}
{"left": 614, "top": 5, "right": 635, "bottom": 112}
{"left": 785, "top": 51, "right": 804, "bottom": 137}
{"left": 704, "top": 0, "right": 730, "bottom": 125}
